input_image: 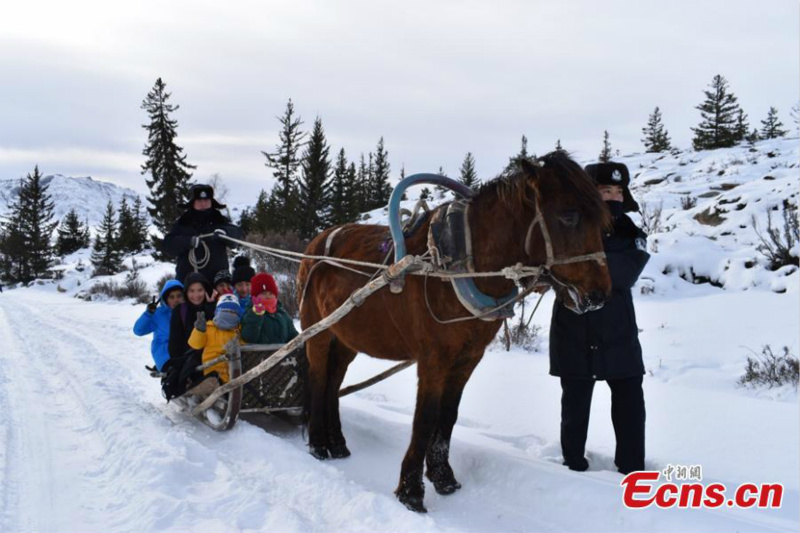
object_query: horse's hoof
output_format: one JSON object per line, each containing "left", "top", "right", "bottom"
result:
{"left": 433, "top": 479, "right": 461, "bottom": 495}
{"left": 395, "top": 480, "right": 426, "bottom": 513}
{"left": 426, "top": 468, "right": 462, "bottom": 495}
{"left": 328, "top": 443, "right": 351, "bottom": 459}
{"left": 309, "top": 444, "right": 329, "bottom": 460}
{"left": 397, "top": 493, "right": 427, "bottom": 513}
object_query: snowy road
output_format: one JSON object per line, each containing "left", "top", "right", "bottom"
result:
{"left": 0, "top": 288, "right": 797, "bottom": 532}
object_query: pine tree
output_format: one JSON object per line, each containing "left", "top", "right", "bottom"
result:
{"left": 760, "top": 107, "right": 787, "bottom": 139}
{"left": 599, "top": 130, "right": 613, "bottom": 162}
{"left": 354, "top": 154, "right": 370, "bottom": 213}
{"left": 370, "top": 137, "right": 392, "bottom": 208}
{"left": 691, "top": 74, "right": 742, "bottom": 150}
{"left": 55, "top": 208, "right": 90, "bottom": 256}
{"left": 0, "top": 166, "right": 57, "bottom": 283}
{"left": 504, "top": 135, "right": 529, "bottom": 173}
{"left": 131, "top": 196, "right": 149, "bottom": 252}
{"left": 733, "top": 109, "right": 750, "bottom": 143}
{"left": 140, "top": 78, "right": 195, "bottom": 253}
{"left": 746, "top": 128, "right": 760, "bottom": 146}
{"left": 459, "top": 152, "right": 479, "bottom": 190}
{"left": 345, "top": 162, "right": 359, "bottom": 222}
{"left": 91, "top": 201, "right": 122, "bottom": 276}
{"left": 116, "top": 197, "right": 135, "bottom": 254}
{"left": 262, "top": 99, "right": 307, "bottom": 233}
{"left": 297, "top": 117, "right": 332, "bottom": 239}
{"left": 329, "top": 148, "right": 350, "bottom": 226}
{"left": 641, "top": 107, "right": 672, "bottom": 153}
{"left": 790, "top": 102, "right": 800, "bottom": 133}
{"left": 555, "top": 139, "right": 564, "bottom": 151}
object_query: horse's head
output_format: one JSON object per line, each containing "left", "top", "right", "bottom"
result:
{"left": 512, "top": 153, "right": 612, "bottom": 313}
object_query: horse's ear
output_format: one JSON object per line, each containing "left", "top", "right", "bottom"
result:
{"left": 519, "top": 158, "right": 541, "bottom": 181}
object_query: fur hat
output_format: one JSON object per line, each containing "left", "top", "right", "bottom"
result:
{"left": 181, "top": 183, "right": 227, "bottom": 210}
{"left": 584, "top": 162, "right": 640, "bottom": 213}
{"left": 232, "top": 256, "right": 256, "bottom": 285}
{"left": 182, "top": 271, "right": 211, "bottom": 295}
{"left": 213, "top": 269, "right": 233, "bottom": 288}
{"left": 213, "top": 293, "right": 241, "bottom": 330}
{"left": 250, "top": 272, "right": 279, "bottom": 298}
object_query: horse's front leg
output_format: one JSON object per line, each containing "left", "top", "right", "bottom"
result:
{"left": 395, "top": 369, "right": 443, "bottom": 513}
{"left": 426, "top": 354, "right": 482, "bottom": 495}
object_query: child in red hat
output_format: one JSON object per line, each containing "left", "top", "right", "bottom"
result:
{"left": 240, "top": 272, "right": 299, "bottom": 344}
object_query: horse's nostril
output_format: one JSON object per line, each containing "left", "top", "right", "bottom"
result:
{"left": 587, "top": 290, "right": 605, "bottom": 305}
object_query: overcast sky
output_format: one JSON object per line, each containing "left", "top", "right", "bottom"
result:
{"left": 0, "top": 0, "right": 797, "bottom": 205}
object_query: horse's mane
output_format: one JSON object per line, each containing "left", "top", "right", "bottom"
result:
{"left": 476, "top": 150, "right": 610, "bottom": 227}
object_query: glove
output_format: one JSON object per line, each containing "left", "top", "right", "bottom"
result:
{"left": 146, "top": 295, "right": 158, "bottom": 314}
{"left": 191, "top": 236, "right": 201, "bottom": 248}
{"left": 194, "top": 311, "right": 207, "bottom": 332}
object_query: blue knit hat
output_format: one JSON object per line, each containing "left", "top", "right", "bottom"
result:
{"left": 214, "top": 293, "right": 241, "bottom": 330}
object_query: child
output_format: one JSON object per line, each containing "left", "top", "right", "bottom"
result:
{"left": 232, "top": 255, "right": 255, "bottom": 313}
{"left": 213, "top": 269, "right": 234, "bottom": 297}
{"left": 188, "top": 293, "right": 243, "bottom": 386}
{"left": 549, "top": 161, "right": 650, "bottom": 474}
{"left": 241, "top": 272, "right": 299, "bottom": 344}
{"left": 133, "top": 279, "right": 184, "bottom": 371}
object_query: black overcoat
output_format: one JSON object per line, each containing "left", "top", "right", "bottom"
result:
{"left": 549, "top": 214, "right": 650, "bottom": 380}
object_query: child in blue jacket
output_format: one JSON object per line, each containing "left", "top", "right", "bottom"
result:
{"left": 133, "top": 279, "right": 185, "bottom": 371}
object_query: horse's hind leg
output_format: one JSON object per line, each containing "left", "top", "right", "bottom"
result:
{"left": 426, "top": 354, "right": 482, "bottom": 495}
{"left": 324, "top": 337, "right": 357, "bottom": 458}
{"left": 305, "top": 330, "right": 335, "bottom": 460}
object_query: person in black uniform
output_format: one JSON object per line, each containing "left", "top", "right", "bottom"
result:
{"left": 549, "top": 161, "right": 650, "bottom": 474}
{"left": 163, "top": 184, "right": 242, "bottom": 284}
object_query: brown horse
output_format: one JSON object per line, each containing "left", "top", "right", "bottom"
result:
{"left": 297, "top": 153, "right": 612, "bottom": 512}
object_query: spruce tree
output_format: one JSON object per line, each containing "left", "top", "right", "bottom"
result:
{"left": 790, "top": 102, "right": 800, "bottom": 133}
{"left": 691, "top": 74, "right": 742, "bottom": 150}
{"left": 555, "top": 139, "right": 564, "bottom": 151}
{"left": 131, "top": 196, "right": 149, "bottom": 252}
{"left": 355, "top": 154, "right": 370, "bottom": 213}
{"left": 760, "top": 107, "right": 787, "bottom": 139}
{"left": 262, "top": 99, "right": 307, "bottom": 233}
{"left": 345, "top": 162, "right": 359, "bottom": 222}
{"left": 297, "top": 117, "right": 332, "bottom": 239}
{"left": 371, "top": 137, "right": 392, "bottom": 208}
{"left": 459, "top": 152, "right": 479, "bottom": 190}
{"left": 56, "top": 208, "right": 90, "bottom": 256}
{"left": 91, "top": 201, "right": 122, "bottom": 276}
{"left": 504, "top": 135, "right": 530, "bottom": 173}
{"left": 329, "top": 148, "right": 350, "bottom": 226}
{"left": 733, "top": 109, "right": 750, "bottom": 143}
{"left": 116, "top": 197, "right": 135, "bottom": 254}
{"left": 0, "top": 166, "right": 57, "bottom": 283}
{"left": 599, "top": 130, "right": 613, "bottom": 162}
{"left": 641, "top": 107, "right": 672, "bottom": 152}
{"left": 140, "top": 78, "right": 195, "bottom": 253}
{"left": 746, "top": 128, "right": 760, "bottom": 146}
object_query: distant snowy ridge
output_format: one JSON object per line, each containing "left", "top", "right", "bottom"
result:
{"left": 0, "top": 174, "right": 143, "bottom": 227}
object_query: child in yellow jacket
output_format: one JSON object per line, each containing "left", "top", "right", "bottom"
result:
{"left": 188, "top": 293, "right": 243, "bottom": 384}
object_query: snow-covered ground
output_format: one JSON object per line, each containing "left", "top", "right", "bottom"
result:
{"left": 0, "top": 138, "right": 798, "bottom": 532}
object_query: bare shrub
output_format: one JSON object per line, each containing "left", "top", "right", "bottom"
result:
{"left": 639, "top": 200, "right": 664, "bottom": 234}
{"left": 738, "top": 345, "right": 799, "bottom": 389}
{"left": 752, "top": 202, "right": 799, "bottom": 270}
{"left": 680, "top": 196, "right": 697, "bottom": 210}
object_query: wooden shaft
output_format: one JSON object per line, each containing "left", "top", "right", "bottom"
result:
{"left": 338, "top": 360, "right": 416, "bottom": 398}
{"left": 192, "top": 255, "right": 419, "bottom": 416}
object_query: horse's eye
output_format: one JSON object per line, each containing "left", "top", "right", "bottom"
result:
{"left": 558, "top": 210, "right": 580, "bottom": 227}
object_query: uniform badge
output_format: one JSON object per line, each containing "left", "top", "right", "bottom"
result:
{"left": 612, "top": 170, "right": 623, "bottom": 182}
{"left": 200, "top": 191, "right": 208, "bottom": 198}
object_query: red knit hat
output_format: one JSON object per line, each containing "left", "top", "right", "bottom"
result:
{"left": 250, "top": 272, "right": 278, "bottom": 297}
